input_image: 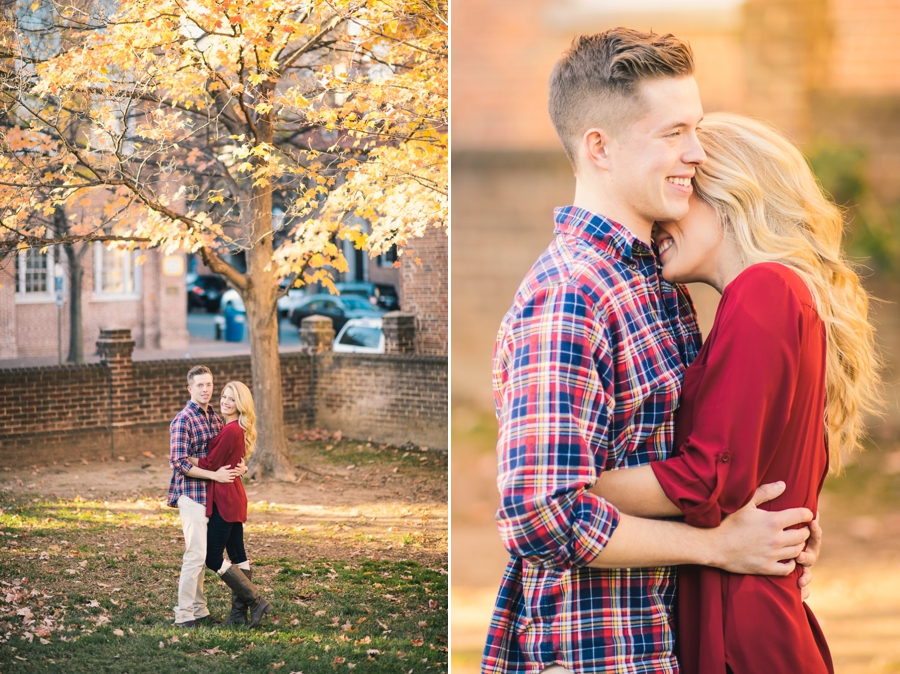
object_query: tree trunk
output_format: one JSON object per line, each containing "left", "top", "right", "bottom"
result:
{"left": 64, "top": 242, "right": 84, "bottom": 363}
{"left": 244, "top": 90, "right": 297, "bottom": 482}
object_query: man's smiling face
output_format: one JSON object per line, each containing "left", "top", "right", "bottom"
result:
{"left": 605, "top": 76, "right": 706, "bottom": 232}
{"left": 187, "top": 373, "right": 214, "bottom": 408}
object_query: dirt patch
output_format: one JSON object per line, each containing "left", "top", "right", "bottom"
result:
{"left": 1, "top": 437, "right": 448, "bottom": 567}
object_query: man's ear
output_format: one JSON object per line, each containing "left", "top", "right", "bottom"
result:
{"left": 581, "top": 128, "right": 613, "bottom": 171}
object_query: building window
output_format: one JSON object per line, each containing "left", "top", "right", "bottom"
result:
{"left": 15, "top": 248, "right": 60, "bottom": 303}
{"left": 378, "top": 245, "right": 398, "bottom": 268}
{"left": 94, "top": 243, "right": 141, "bottom": 299}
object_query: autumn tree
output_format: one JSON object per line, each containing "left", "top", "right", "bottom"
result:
{"left": 0, "top": 0, "right": 447, "bottom": 479}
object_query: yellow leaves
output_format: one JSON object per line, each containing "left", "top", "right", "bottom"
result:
{"left": 248, "top": 72, "right": 268, "bottom": 86}
{"left": 254, "top": 102, "right": 273, "bottom": 115}
{"left": 236, "top": 161, "right": 254, "bottom": 173}
{"left": 208, "top": 195, "right": 224, "bottom": 204}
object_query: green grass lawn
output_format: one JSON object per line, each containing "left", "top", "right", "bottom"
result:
{"left": 0, "top": 489, "right": 447, "bottom": 673}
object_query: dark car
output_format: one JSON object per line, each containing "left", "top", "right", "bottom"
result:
{"left": 335, "top": 282, "right": 400, "bottom": 311}
{"left": 288, "top": 293, "right": 384, "bottom": 332}
{"left": 187, "top": 274, "right": 228, "bottom": 313}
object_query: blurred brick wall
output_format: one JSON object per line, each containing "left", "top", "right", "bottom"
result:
{"left": 400, "top": 227, "right": 448, "bottom": 355}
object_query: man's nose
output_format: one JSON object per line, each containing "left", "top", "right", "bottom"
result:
{"left": 684, "top": 133, "right": 706, "bottom": 165}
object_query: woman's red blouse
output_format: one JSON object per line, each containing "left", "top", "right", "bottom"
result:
{"left": 198, "top": 420, "right": 248, "bottom": 523}
{"left": 651, "top": 263, "right": 833, "bottom": 674}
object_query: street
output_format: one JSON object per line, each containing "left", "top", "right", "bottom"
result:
{"left": 187, "top": 310, "right": 302, "bottom": 346}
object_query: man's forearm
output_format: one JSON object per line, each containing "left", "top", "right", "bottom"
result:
{"left": 592, "top": 465, "right": 681, "bottom": 518}
{"left": 587, "top": 484, "right": 813, "bottom": 576}
{"left": 185, "top": 465, "right": 220, "bottom": 481}
{"left": 587, "top": 513, "right": 717, "bottom": 568}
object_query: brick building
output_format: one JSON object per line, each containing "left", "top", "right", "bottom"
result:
{"left": 0, "top": 246, "right": 188, "bottom": 360}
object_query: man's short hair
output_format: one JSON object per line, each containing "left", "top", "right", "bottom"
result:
{"left": 187, "top": 365, "right": 212, "bottom": 386}
{"left": 549, "top": 28, "right": 695, "bottom": 167}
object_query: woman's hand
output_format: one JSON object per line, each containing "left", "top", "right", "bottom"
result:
{"left": 796, "top": 514, "right": 822, "bottom": 601}
{"left": 187, "top": 456, "right": 199, "bottom": 467}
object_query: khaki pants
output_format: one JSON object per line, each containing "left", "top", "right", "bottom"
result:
{"left": 541, "top": 667, "right": 574, "bottom": 673}
{"left": 174, "top": 495, "right": 209, "bottom": 623}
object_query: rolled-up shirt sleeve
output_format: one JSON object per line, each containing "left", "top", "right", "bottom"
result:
{"left": 651, "top": 266, "right": 804, "bottom": 527}
{"left": 494, "top": 283, "right": 620, "bottom": 570}
{"left": 169, "top": 415, "right": 195, "bottom": 476}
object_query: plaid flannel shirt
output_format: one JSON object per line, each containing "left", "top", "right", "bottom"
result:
{"left": 483, "top": 207, "right": 702, "bottom": 674}
{"left": 167, "top": 400, "right": 224, "bottom": 508}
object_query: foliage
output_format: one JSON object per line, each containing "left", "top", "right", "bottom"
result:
{"left": 807, "top": 142, "right": 900, "bottom": 276}
{"left": 0, "top": 0, "right": 447, "bottom": 479}
{"left": 0, "top": 0, "right": 447, "bottom": 277}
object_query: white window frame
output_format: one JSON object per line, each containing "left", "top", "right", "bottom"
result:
{"left": 93, "top": 242, "right": 142, "bottom": 301}
{"left": 14, "top": 247, "right": 62, "bottom": 304}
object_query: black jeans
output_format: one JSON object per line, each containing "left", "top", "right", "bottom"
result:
{"left": 205, "top": 504, "right": 248, "bottom": 572}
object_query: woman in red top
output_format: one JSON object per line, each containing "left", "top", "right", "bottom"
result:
{"left": 188, "top": 380, "right": 272, "bottom": 628}
{"left": 593, "top": 113, "right": 881, "bottom": 673}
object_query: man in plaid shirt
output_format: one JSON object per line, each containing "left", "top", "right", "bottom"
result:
{"left": 483, "top": 29, "right": 816, "bottom": 673}
{"left": 169, "top": 365, "right": 245, "bottom": 628}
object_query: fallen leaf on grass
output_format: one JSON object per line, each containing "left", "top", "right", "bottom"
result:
{"left": 412, "top": 638, "right": 424, "bottom": 647}
{"left": 366, "top": 649, "right": 380, "bottom": 656}
{"left": 40, "top": 638, "right": 50, "bottom": 644}
{"left": 270, "top": 663, "right": 285, "bottom": 669}
{"left": 113, "top": 629, "right": 124, "bottom": 637}
{"left": 332, "top": 657, "right": 345, "bottom": 664}
{"left": 169, "top": 635, "right": 180, "bottom": 644}
{"left": 159, "top": 641, "right": 165, "bottom": 649}
{"left": 202, "top": 646, "right": 222, "bottom": 656}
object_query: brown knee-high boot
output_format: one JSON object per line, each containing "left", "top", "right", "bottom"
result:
{"left": 219, "top": 566, "right": 272, "bottom": 628}
{"left": 224, "top": 567, "right": 252, "bottom": 625}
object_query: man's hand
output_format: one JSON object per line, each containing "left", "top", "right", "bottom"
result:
{"left": 796, "top": 514, "right": 822, "bottom": 601}
{"left": 712, "top": 482, "right": 812, "bottom": 576}
{"left": 212, "top": 465, "right": 240, "bottom": 484}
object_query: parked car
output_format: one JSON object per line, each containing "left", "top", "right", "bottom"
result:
{"left": 186, "top": 274, "right": 228, "bottom": 313}
{"left": 335, "top": 282, "right": 399, "bottom": 311}
{"left": 220, "top": 284, "right": 306, "bottom": 318}
{"left": 333, "top": 317, "right": 385, "bottom": 354}
{"left": 288, "top": 293, "right": 384, "bottom": 332}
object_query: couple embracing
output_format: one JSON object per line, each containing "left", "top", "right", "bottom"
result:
{"left": 484, "top": 28, "right": 880, "bottom": 674}
{"left": 167, "top": 365, "right": 273, "bottom": 629}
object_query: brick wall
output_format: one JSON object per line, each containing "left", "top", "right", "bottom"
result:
{"left": 400, "top": 227, "right": 448, "bottom": 355}
{"left": 314, "top": 353, "right": 448, "bottom": 449}
{"left": 0, "top": 333, "right": 447, "bottom": 465}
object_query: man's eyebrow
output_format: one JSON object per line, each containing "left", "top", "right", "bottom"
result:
{"left": 666, "top": 117, "right": 703, "bottom": 130}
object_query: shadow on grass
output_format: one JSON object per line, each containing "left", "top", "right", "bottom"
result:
{"left": 0, "top": 494, "right": 447, "bottom": 673}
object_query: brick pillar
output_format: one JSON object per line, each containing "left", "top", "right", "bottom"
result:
{"left": 382, "top": 312, "right": 416, "bottom": 354}
{"left": 96, "top": 328, "right": 135, "bottom": 427}
{"left": 299, "top": 316, "right": 335, "bottom": 354}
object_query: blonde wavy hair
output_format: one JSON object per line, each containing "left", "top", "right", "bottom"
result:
{"left": 693, "top": 112, "right": 882, "bottom": 471}
{"left": 222, "top": 381, "right": 257, "bottom": 460}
